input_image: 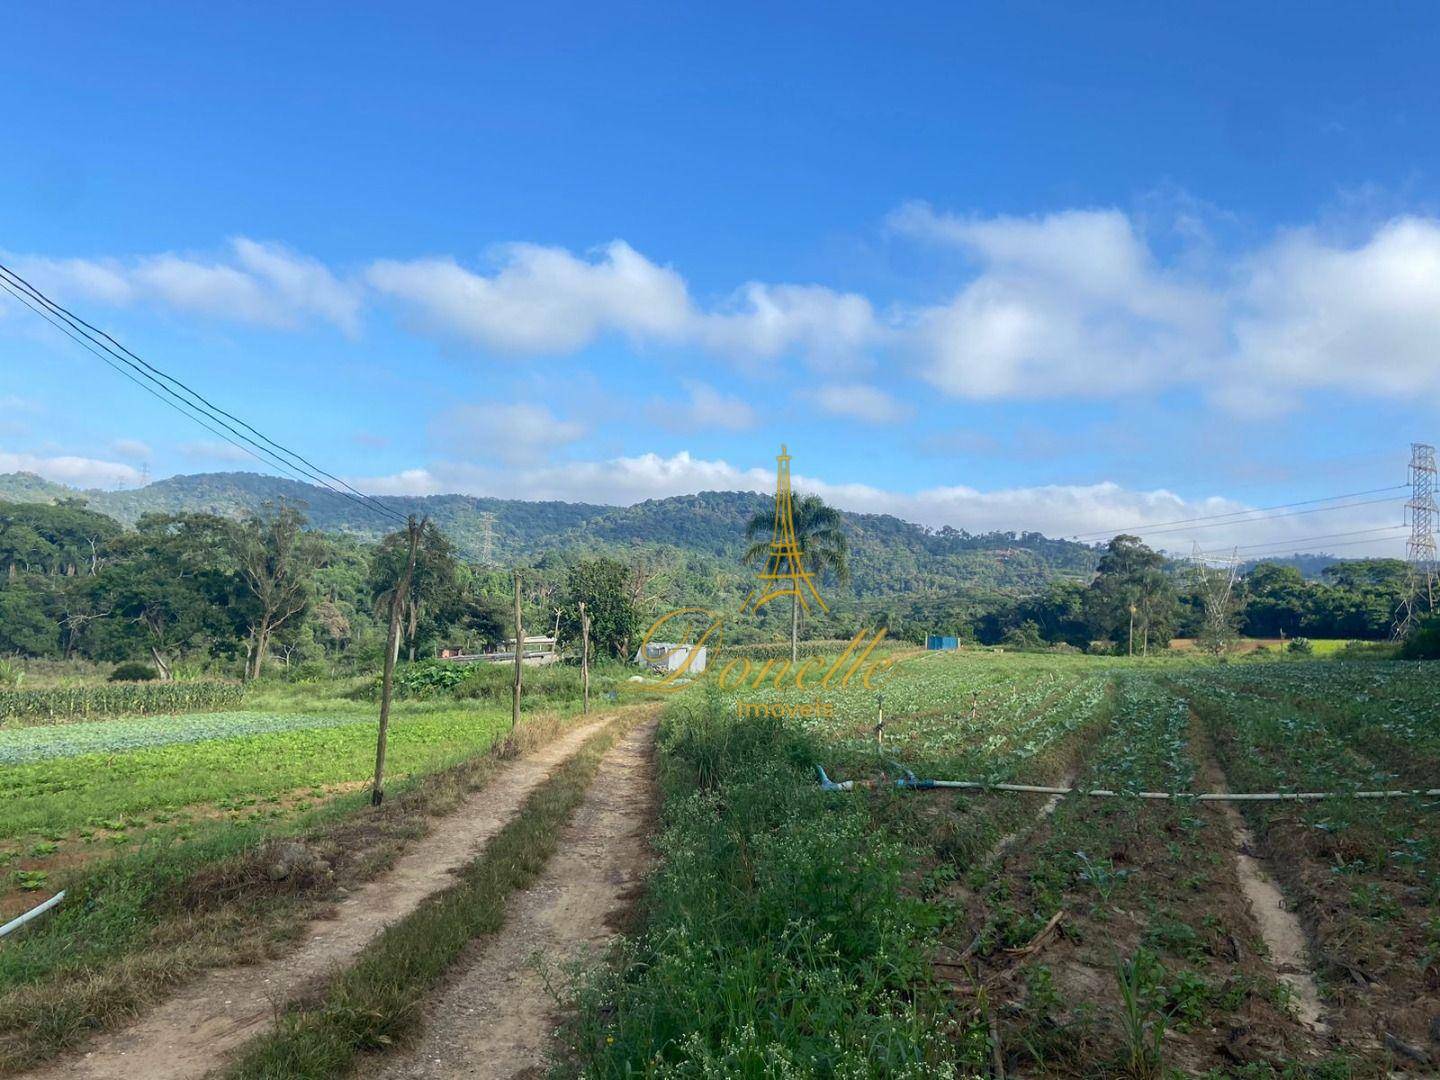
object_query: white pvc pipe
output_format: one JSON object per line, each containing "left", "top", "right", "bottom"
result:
{"left": 921, "top": 780, "right": 1440, "bottom": 802}
{"left": 818, "top": 766, "right": 1440, "bottom": 802}
{"left": 0, "top": 890, "right": 65, "bottom": 939}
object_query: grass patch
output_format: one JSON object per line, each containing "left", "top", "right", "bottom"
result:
{"left": 218, "top": 710, "right": 641, "bottom": 1079}
{"left": 557, "top": 686, "right": 975, "bottom": 1075}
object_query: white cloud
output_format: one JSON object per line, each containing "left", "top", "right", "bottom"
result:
{"left": 429, "top": 402, "right": 586, "bottom": 464}
{"left": 0, "top": 451, "right": 141, "bottom": 489}
{"left": 362, "top": 468, "right": 443, "bottom": 496}
{"left": 110, "top": 438, "right": 153, "bottom": 460}
{"left": 0, "top": 395, "right": 44, "bottom": 414}
{"left": 651, "top": 380, "right": 758, "bottom": 431}
{"left": 7, "top": 239, "right": 361, "bottom": 334}
{"left": 355, "top": 451, "right": 772, "bottom": 505}
{"left": 7, "top": 209, "right": 1440, "bottom": 419}
{"left": 367, "top": 241, "right": 692, "bottom": 355}
{"left": 353, "top": 450, "right": 1404, "bottom": 555}
{"left": 367, "top": 242, "right": 882, "bottom": 366}
{"left": 892, "top": 203, "right": 1219, "bottom": 399}
{"left": 1232, "top": 216, "right": 1440, "bottom": 398}
{"left": 810, "top": 383, "right": 909, "bottom": 424}
{"left": 698, "top": 283, "right": 881, "bottom": 369}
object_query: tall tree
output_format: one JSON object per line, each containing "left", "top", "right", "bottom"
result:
{"left": 235, "top": 502, "right": 322, "bottom": 680}
{"left": 744, "top": 493, "right": 850, "bottom": 662}
{"left": 559, "top": 557, "right": 638, "bottom": 659}
{"left": 95, "top": 513, "right": 238, "bottom": 678}
{"left": 369, "top": 520, "right": 459, "bottom": 662}
{"left": 1085, "top": 534, "right": 1177, "bottom": 655}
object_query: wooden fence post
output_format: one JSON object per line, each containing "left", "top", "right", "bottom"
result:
{"left": 579, "top": 600, "right": 590, "bottom": 714}
{"left": 512, "top": 568, "right": 523, "bottom": 732}
{"left": 373, "top": 517, "right": 422, "bottom": 807}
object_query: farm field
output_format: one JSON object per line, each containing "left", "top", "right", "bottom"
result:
{"left": 565, "top": 650, "right": 1439, "bottom": 1078}
{"left": 0, "top": 665, "right": 645, "bottom": 1074}
{"left": 0, "top": 689, "right": 535, "bottom": 917}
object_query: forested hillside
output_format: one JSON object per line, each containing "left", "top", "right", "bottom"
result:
{"left": 0, "top": 482, "right": 1420, "bottom": 673}
{"left": 0, "top": 472, "right": 1103, "bottom": 597}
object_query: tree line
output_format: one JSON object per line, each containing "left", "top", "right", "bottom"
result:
{"left": 923, "top": 535, "right": 1417, "bottom": 651}
{"left": 0, "top": 499, "right": 662, "bottom": 678}
{"left": 1, "top": 500, "right": 1424, "bottom": 673}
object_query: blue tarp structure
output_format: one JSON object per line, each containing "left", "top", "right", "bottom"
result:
{"left": 926, "top": 635, "right": 959, "bottom": 651}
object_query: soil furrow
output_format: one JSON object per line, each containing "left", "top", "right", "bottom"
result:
{"left": 1197, "top": 749, "right": 1329, "bottom": 1035}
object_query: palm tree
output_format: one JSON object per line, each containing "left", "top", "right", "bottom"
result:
{"left": 744, "top": 493, "right": 850, "bottom": 662}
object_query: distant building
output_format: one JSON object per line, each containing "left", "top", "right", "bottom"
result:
{"left": 635, "top": 641, "right": 707, "bottom": 674}
{"left": 926, "top": 635, "right": 960, "bottom": 651}
{"left": 437, "top": 645, "right": 480, "bottom": 662}
{"left": 438, "top": 636, "right": 558, "bottom": 666}
{"left": 502, "top": 635, "right": 559, "bottom": 665}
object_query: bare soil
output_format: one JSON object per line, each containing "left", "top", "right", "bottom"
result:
{"left": 363, "top": 717, "right": 657, "bottom": 1079}
{"left": 19, "top": 713, "right": 622, "bottom": 1080}
{"left": 1196, "top": 748, "right": 1329, "bottom": 1035}
{"left": 937, "top": 713, "right": 1333, "bottom": 1077}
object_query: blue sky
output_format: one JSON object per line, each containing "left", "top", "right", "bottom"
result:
{"left": 3, "top": 2, "right": 1439, "bottom": 556}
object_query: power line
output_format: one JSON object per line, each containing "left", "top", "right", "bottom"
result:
{"left": 0, "top": 276, "right": 381, "bottom": 519}
{"left": 1102, "top": 495, "right": 1404, "bottom": 543}
{"left": 1066, "top": 486, "right": 1407, "bottom": 542}
{"left": 0, "top": 277, "right": 329, "bottom": 490}
{"left": 1198, "top": 532, "right": 1409, "bottom": 563}
{"left": 1189, "top": 524, "right": 1409, "bottom": 561}
{"left": 0, "top": 262, "right": 407, "bottom": 525}
{"left": 3, "top": 265, "right": 403, "bottom": 522}
{"left": 0, "top": 262, "right": 404, "bottom": 524}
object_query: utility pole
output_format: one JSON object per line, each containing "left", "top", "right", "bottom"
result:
{"left": 373, "top": 516, "right": 422, "bottom": 807}
{"left": 512, "top": 568, "right": 523, "bottom": 732}
{"left": 579, "top": 600, "right": 591, "bottom": 715}
{"left": 1395, "top": 442, "right": 1437, "bottom": 638}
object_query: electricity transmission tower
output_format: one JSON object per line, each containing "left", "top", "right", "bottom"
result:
{"left": 480, "top": 512, "right": 496, "bottom": 565}
{"left": 1395, "top": 442, "right": 1437, "bottom": 638}
{"left": 744, "top": 445, "right": 827, "bottom": 614}
{"left": 1190, "top": 543, "right": 1241, "bottom": 649}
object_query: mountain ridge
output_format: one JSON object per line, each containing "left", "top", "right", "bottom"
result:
{"left": 0, "top": 470, "right": 1106, "bottom": 595}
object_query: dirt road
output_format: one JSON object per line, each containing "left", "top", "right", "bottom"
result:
{"left": 24, "top": 713, "right": 625, "bottom": 1080}
{"left": 364, "top": 717, "right": 657, "bottom": 1079}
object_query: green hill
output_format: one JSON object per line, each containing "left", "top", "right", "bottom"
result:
{"left": 0, "top": 470, "right": 1103, "bottom": 597}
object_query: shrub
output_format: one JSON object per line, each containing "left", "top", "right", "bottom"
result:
{"left": 1338, "top": 639, "right": 1400, "bottom": 661}
{"left": 109, "top": 662, "right": 159, "bottom": 682}
{"left": 1399, "top": 615, "right": 1440, "bottom": 660}
{"left": 1286, "top": 637, "right": 1314, "bottom": 656}
{"left": 1001, "top": 620, "right": 1046, "bottom": 652}
{"left": 391, "top": 660, "right": 469, "bottom": 698}
{"left": 289, "top": 660, "right": 329, "bottom": 684}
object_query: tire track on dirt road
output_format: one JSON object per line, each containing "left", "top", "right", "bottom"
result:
{"left": 363, "top": 717, "right": 657, "bottom": 1080}
{"left": 21, "top": 710, "right": 637, "bottom": 1080}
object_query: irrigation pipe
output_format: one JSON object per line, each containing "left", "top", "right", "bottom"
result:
{"left": 0, "top": 891, "right": 65, "bottom": 939}
{"left": 815, "top": 766, "right": 1440, "bottom": 803}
